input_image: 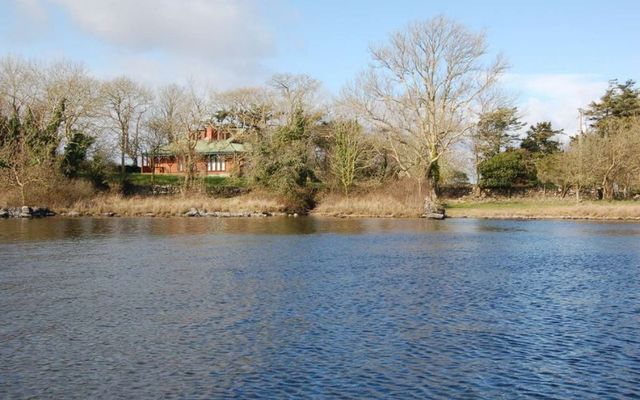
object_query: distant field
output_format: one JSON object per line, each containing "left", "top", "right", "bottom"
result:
{"left": 445, "top": 199, "right": 640, "bottom": 220}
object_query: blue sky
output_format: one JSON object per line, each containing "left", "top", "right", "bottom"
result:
{"left": 1, "top": 0, "right": 639, "bottom": 133}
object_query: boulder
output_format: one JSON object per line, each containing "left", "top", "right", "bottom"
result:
{"left": 0, "top": 209, "right": 8, "bottom": 218}
{"left": 184, "top": 208, "right": 200, "bottom": 217}
{"left": 30, "top": 207, "right": 50, "bottom": 217}
{"left": 424, "top": 212, "right": 446, "bottom": 220}
{"left": 67, "top": 211, "right": 81, "bottom": 217}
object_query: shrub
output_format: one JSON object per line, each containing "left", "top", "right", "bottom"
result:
{"left": 479, "top": 150, "right": 537, "bottom": 189}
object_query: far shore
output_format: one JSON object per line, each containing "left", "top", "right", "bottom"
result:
{"left": 3, "top": 195, "right": 640, "bottom": 221}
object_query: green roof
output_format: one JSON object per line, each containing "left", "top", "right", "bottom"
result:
{"left": 157, "top": 139, "right": 248, "bottom": 155}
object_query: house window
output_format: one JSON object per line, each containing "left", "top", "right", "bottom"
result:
{"left": 208, "top": 155, "right": 226, "bottom": 172}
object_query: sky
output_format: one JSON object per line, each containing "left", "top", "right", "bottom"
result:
{"left": 1, "top": 0, "right": 639, "bottom": 135}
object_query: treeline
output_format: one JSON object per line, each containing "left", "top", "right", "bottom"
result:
{"left": 475, "top": 80, "right": 640, "bottom": 200}
{"left": 1, "top": 16, "right": 639, "bottom": 212}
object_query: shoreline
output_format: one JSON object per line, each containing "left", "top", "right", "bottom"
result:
{"left": 3, "top": 196, "right": 640, "bottom": 222}
{"left": 4, "top": 212, "right": 640, "bottom": 222}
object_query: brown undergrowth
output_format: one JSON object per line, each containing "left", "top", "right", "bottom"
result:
{"left": 66, "top": 191, "right": 286, "bottom": 216}
{"left": 313, "top": 181, "right": 425, "bottom": 218}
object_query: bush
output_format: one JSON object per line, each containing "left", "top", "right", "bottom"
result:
{"left": 479, "top": 150, "right": 537, "bottom": 189}
{"left": 0, "top": 175, "right": 95, "bottom": 207}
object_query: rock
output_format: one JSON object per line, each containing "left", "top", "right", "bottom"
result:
{"left": 143, "top": 212, "right": 156, "bottom": 217}
{"left": 102, "top": 212, "right": 115, "bottom": 217}
{"left": 184, "top": 207, "right": 200, "bottom": 217}
{"left": 424, "top": 212, "right": 446, "bottom": 220}
{"left": 0, "top": 206, "right": 56, "bottom": 218}
{"left": 19, "top": 206, "right": 32, "bottom": 217}
{"left": 67, "top": 211, "right": 81, "bottom": 217}
{"left": 31, "top": 207, "right": 47, "bottom": 217}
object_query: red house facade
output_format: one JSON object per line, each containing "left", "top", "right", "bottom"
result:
{"left": 141, "top": 126, "right": 247, "bottom": 176}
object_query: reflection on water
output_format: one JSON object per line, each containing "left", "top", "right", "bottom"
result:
{"left": 1, "top": 217, "right": 639, "bottom": 398}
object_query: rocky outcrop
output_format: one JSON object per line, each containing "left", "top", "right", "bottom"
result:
{"left": 423, "top": 201, "right": 446, "bottom": 220}
{"left": 183, "top": 208, "right": 277, "bottom": 218}
{"left": 424, "top": 212, "right": 446, "bottom": 220}
{"left": 0, "top": 206, "right": 56, "bottom": 218}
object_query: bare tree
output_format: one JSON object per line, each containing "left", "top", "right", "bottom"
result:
{"left": 173, "top": 84, "right": 210, "bottom": 192}
{"left": 100, "top": 77, "right": 152, "bottom": 173}
{"left": 343, "top": 16, "right": 507, "bottom": 215}
{"left": 143, "top": 84, "right": 188, "bottom": 184}
{"left": 213, "top": 87, "right": 274, "bottom": 133}
{"left": 269, "top": 74, "right": 322, "bottom": 123}
{"left": 329, "top": 120, "right": 370, "bottom": 195}
{"left": 589, "top": 119, "right": 640, "bottom": 199}
{"left": 46, "top": 61, "right": 102, "bottom": 141}
{"left": 0, "top": 57, "right": 65, "bottom": 203}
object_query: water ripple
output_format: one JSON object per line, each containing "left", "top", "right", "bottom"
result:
{"left": 0, "top": 218, "right": 639, "bottom": 398}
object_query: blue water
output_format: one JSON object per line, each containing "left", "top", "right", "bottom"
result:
{"left": 1, "top": 217, "right": 639, "bottom": 398}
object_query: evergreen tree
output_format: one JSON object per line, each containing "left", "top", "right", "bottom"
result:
{"left": 60, "top": 131, "right": 95, "bottom": 178}
{"left": 474, "top": 107, "right": 525, "bottom": 160}
{"left": 478, "top": 149, "right": 537, "bottom": 190}
{"left": 585, "top": 79, "right": 640, "bottom": 136}
{"left": 520, "top": 122, "right": 562, "bottom": 156}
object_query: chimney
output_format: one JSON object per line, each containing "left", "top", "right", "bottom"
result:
{"left": 205, "top": 125, "right": 214, "bottom": 140}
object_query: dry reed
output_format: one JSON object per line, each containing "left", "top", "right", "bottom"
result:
{"left": 62, "top": 191, "right": 286, "bottom": 217}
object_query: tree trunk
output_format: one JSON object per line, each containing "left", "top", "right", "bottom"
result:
{"left": 151, "top": 154, "right": 156, "bottom": 186}
{"left": 423, "top": 165, "right": 445, "bottom": 219}
{"left": 121, "top": 133, "right": 126, "bottom": 175}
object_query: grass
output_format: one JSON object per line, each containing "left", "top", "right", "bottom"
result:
{"left": 124, "top": 173, "right": 247, "bottom": 188}
{"left": 444, "top": 199, "right": 640, "bottom": 220}
{"left": 63, "top": 190, "right": 286, "bottom": 217}
{"left": 313, "top": 182, "right": 425, "bottom": 218}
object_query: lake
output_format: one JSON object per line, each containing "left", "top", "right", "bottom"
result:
{"left": 1, "top": 217, "right": 639, "bottom": 398}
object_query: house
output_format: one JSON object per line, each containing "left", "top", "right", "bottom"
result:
{"left": 141, "top": 125, "right": 247, "bottom": 176}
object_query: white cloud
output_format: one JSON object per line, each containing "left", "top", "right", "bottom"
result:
{"left": 12, "top": 0, "right": 50, "bottom": 38}
{"left": 16, "top": 0, "right": 48, "bottom": 20}
{"left": 37, "top": 0, "right": 277, "bottom": 87}
{"left": 99, "top": 52, "right": 271, "bottom": 90}
{"left": 505, "top": 74, "right": 609, "bottom": 138}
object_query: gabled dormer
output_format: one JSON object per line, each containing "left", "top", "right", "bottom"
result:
{"left": 200, "top": 125, "right": 229, "bottom": 141}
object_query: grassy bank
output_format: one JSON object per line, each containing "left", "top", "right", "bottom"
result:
{"left": 313, "top": 186, "right": 424, "bottom": 218}
{"left": 55, "top": 191, "right": 286, "bottom": 217}
{"left": 444, "top": 199, "right": 640, "bottom": 220}
{"left": 313, "top": 188, "right": 640, "bottom": 220}
{"left": 126, "top": 174, "right": 247, "bottom": 188}
{"left": 3, "top": 175, "right": 640, "bottom": 219}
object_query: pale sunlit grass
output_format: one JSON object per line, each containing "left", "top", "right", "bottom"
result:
{"left": 64, "top": 191, "right": 286, "bottom": 216}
